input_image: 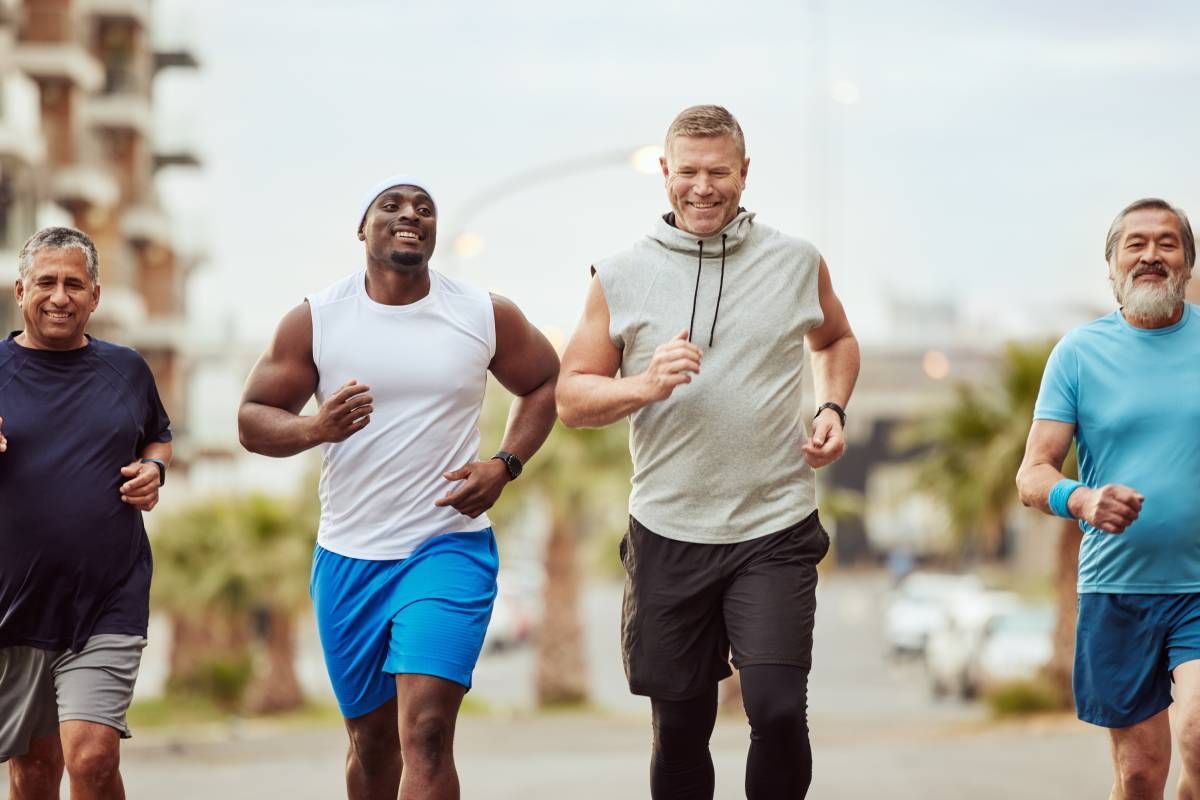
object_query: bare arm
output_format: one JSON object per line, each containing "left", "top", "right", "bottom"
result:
{"left": 1016, "top": 419, "right": 1143, "bottom": 533}
{"left": 556, "top": 274, "right": 701, "bottom": 428}
{"left": 803, "top": 257, "right": 860, "bottom": 468}
{"left": 237, "top": 302, "right": 374, "bottom": 457}
{"left": 434, "top": 295, "right": 560, "bottom": 517}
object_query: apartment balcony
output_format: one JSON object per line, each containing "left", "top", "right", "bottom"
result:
{"left": 153, "top": 47, "right": 198, "bottom": 73}
{"left": 84, "top": 91, "right": 152, "bottom": 136}
{"left": 14, "top": 43, "right": 103, "bottom": 90}
{"left": 89, "top": 284, "right": 147, "bottom": 328}
{"left": 79, "top": 0, "right": 151, "bottom": 26}
{"left": 120, "top": 204, "right": 170, "bottom": 245}
{"left": 153, "top": 148, "right": 200, "bottom": 171}
{"left": 51, "top": 163, "right": 119, "bottom": 211}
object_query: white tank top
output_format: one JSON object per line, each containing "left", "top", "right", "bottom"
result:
{"left": 306, "top": 269, "right": 496, "bottom": 559}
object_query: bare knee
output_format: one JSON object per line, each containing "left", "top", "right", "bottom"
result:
{"left": 347, "top": 723, "right": 400, "bottom": 775}
{"left": 1179, "top": 715, "right": 1200, "bottom": 772}
{"left": 399, "top": 712, "right": 455, "bottom": 772}
{"left": 63, "top": 739, "right": 120, "bottom": 786}
{"left": 1117, "top": 754, "right": 1170, "bottom": 797}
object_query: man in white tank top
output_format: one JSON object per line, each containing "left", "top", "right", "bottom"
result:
{"left": 238, "top": 176, "right": 558, "bottom": 800}
{"left": 557, "top": 106, "right": 860, "bottom": 799}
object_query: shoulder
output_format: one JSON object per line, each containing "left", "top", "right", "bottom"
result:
{"left": 749, "top": 221, "right": 821, "bottom": 263}
{"left": 306, "top": 271, "right": 362, "bottom": 308}
{"left": 89, "top": 338, "right": 158, "bottom": 385}
{"left": 592, "top": 239, "right": 660, "bottom": 305}
{"left": 435, "top": 270, "right": 491, "bottom": 308}
{"left": 90, "top": 337, "right": 149, "bottom": 368}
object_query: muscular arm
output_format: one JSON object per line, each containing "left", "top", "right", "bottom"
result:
{"left": 237, "top": 302, "right": 373, "bottom": 457}
{"left": 488, "top": 294, "right": 560, "bottom": 463}
{"left": 1016, "top": 419, "right": 1143, "bottom": 533}
{"left": 803, "top": 258, "right": 860, "bottom": 467}
{"left": 557, "top": 275, "right": 700, "bottom": 428}
{"left": 433, "top": 296, "right": 559, "bottom": 518}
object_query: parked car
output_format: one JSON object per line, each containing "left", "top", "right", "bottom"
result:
{"left": 482, "top": 565, "right": 544, "bottom": 654}
{"left": 884, "top": 571, "right": 984, "bottom": 657}
{"left": 924, "top": 589, "right": 1020, "bottom": 699}
{"left": 972, "top": 606, "right": 1055, "bottom": 689}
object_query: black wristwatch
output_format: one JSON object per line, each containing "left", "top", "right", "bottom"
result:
{"left": 492, "top": 451, "right": 523, "bottom": 480}
{"left": 140, "top": 457, "right": 167, "bottom": 487}
{"left": 814, "top": 402, "right": 846, "bottom": 430}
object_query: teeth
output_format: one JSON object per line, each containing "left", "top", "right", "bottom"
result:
{"left": 394, "top": 231, "right": 418, "bottom": 239}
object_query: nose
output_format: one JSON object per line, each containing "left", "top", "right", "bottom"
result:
{"left": 692, "top": 175, "right": 713, "bottom": 196}
{"left": 49, "top": 282, "right": 69, "bottom": 304}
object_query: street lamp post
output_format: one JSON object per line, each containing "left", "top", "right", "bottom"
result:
{"left": 446, "top": 144, "right": 662, "bottom": 266}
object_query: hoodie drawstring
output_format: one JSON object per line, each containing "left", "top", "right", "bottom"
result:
{"left": 686, "top": 234, "right": 727, "bottom": 347}
{"left": 688, "top": 240, "right": 703, "bottom": 344}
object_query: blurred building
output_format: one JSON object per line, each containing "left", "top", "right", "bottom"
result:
{"left": 0, "top": 0, "right": 199, "bottom": 466}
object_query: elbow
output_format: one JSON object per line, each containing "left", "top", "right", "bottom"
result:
{"left": 554, "top": 384, "right": 584, "bottom": 429}
{"left": 236, "top": 406, "right": 261, "bottom": 454}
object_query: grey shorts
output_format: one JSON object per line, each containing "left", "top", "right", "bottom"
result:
{"left": 0, "top": 634, "right": 146, "bottom": 762}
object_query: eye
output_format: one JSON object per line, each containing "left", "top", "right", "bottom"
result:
{"left": 417, "top": 207, "right": 433, "bottom": 217}
{"left": 381, "top": 203, "right": 398, "bottom": 212}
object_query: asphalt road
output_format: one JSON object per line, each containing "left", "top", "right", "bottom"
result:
{"left": 1, "top": 573, "right": 1164, "bottom": 798}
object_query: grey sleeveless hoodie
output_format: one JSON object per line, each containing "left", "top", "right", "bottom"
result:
{"left": 593, "top": 210, "right": 824, "bottom": 544}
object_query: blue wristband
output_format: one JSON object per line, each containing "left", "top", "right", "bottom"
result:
{"left": 1049, "top": 479, "right": 1084, "bottom": 519}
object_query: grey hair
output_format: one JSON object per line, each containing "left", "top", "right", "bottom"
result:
{"left": 17, "top": 227, "right": 100, "bottom": 284}
{"left": 1105, "top": 198, "right": 1196, "bottom": 270}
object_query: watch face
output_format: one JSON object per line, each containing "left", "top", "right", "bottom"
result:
{"left": 506, "top": 454, "right": 522, "bottom": 478}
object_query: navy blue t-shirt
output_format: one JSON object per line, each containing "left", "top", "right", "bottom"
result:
{"left": 0, "top": 333, "right": 171, "bottom": 651}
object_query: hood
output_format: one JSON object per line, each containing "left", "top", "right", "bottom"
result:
{"left": 649, "top": 208, "right": 756, "bottom": 257}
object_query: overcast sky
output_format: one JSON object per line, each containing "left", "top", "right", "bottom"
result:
{"left": 152, "top": 0, "right": 1200, "bottom": 351}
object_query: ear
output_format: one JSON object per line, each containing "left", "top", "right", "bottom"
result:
{"left": 13, "top": 278, "right": 22, "bottom": 305}
{"left": 90, "top": 282, "right": 101, "bottom": 312}
{"left": 740, "top": 157, "right": 750, "bottom": 182}
{"left": 357, "top": 225, "right": 366, "bottom": 242}
{"left": 659, "top": 155, "right": 669, "bottom": 182}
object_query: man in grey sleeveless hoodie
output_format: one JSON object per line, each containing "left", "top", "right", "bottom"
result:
{"left": 557, "top": 105, "right": 860, "bottom": 799}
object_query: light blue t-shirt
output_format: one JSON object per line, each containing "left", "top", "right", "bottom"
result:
{"left": 1034, "top": 305, "right": 1200, "bottom": 594}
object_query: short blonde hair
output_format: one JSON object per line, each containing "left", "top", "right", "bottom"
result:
{"left": 664, "top": 105, "right": 746, "bottom": 159}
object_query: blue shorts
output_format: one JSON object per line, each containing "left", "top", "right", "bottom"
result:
{"left": 1075, "top": 592, "right": 1200, "bottom": 728}
{"left": 311, "top": 530, "right": 499, "bottom": 719}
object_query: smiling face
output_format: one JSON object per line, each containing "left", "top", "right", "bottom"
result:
{"left": 1109, "top": 207, "right": 1192, "bottom": 324}
{"left": 357, "top": 185, "right": 437, "bottom": 270}
{"left": 15, "top": 247, "right": 100, "bottom": 350}
{"left": 660, "top": 134, "right": 749, "bottom": 237}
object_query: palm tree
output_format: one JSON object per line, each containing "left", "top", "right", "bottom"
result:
{"left": 906, "top": 340, "right": 1079, "bottom": 698}
{"left": 151, "top": 491, "right": 316, "bottom": 712}
{"left": 483, "top": 385, "right": 633, "bottom": 707}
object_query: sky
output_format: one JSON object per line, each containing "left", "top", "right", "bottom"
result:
{"left": 151, "top": 0, "right": 1200, "bottom": 354}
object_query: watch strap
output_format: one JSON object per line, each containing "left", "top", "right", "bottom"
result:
{"left": 140, "top": 457, "right": 167, "bottom": 487}
{"left": 814, "top": 402, "right": 846, "bottom": 429}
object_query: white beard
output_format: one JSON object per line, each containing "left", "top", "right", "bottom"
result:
{"left": 1112, "top": 264, "right": 1189, "bottom": 324}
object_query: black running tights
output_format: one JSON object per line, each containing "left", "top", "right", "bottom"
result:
{"left": 649, "top": 664, "right": 812, "bottom": 799}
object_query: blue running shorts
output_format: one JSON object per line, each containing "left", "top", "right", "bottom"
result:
{"left": 311, "top": 530, "right": 499, "bottom": 719}
{"left": 1075, "top": 592, "right": 1200, "bottom": 728}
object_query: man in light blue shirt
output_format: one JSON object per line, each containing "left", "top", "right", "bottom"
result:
{"left": 1018, "top": 197, "right": 1200, "bottom": 799}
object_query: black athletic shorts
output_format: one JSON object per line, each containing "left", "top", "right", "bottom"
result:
{"left": 619, "top": 510, "right": 830, "bottom": 700}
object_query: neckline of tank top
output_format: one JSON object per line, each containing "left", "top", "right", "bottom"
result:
{"left": 356, "top": 268, "right": 442, "bottom": 313}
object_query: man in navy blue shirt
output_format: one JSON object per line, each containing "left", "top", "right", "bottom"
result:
{"left": 0, "top": 227, "right": 171, "bottom": 800}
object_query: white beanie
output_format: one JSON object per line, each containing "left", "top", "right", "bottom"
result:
{"left": 356, "top": 174, "right": 436, "bottom": 233}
